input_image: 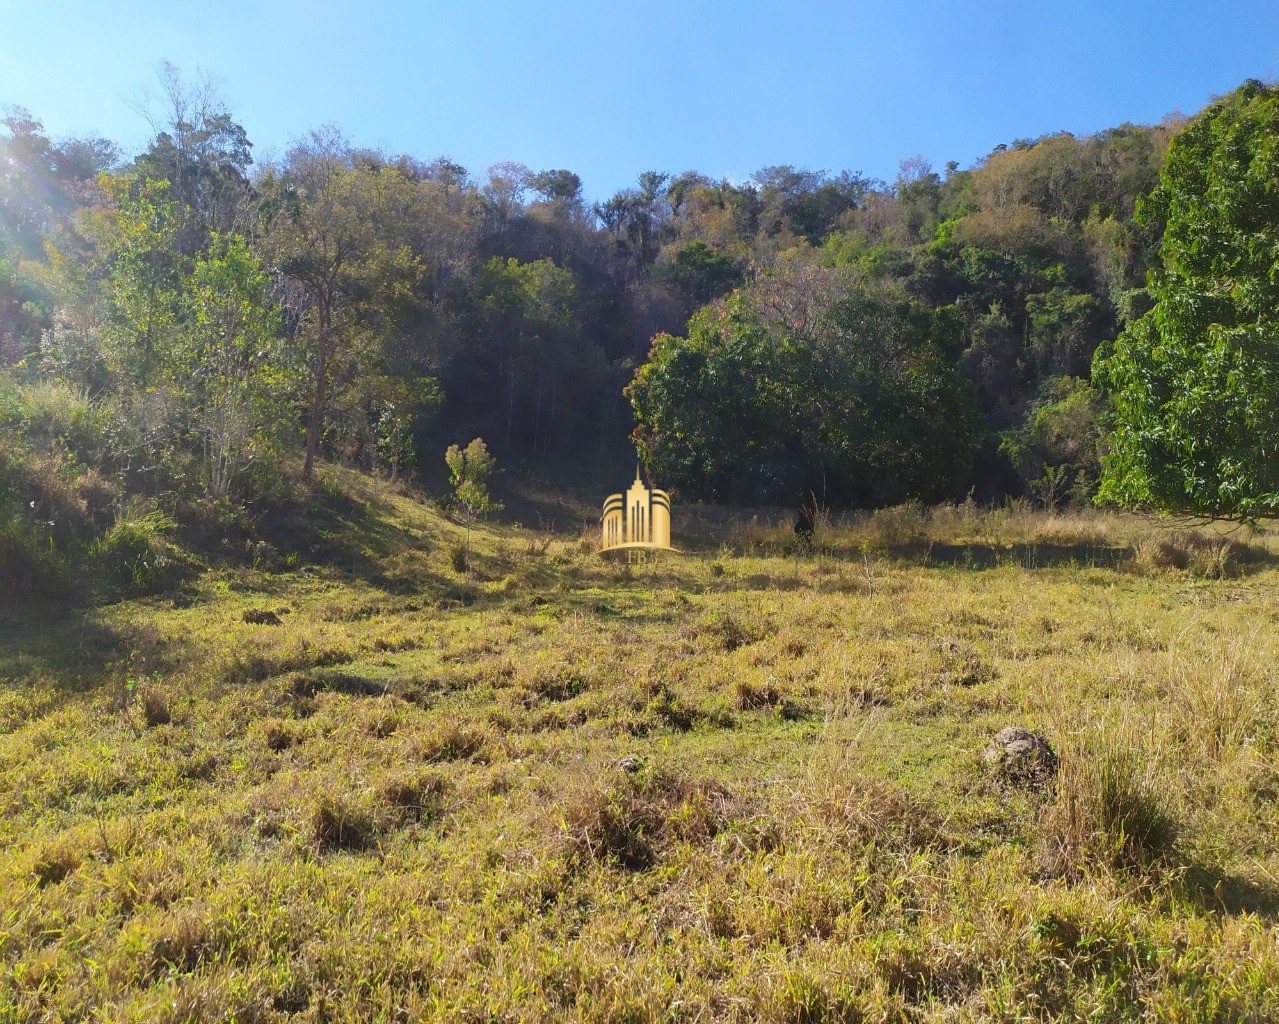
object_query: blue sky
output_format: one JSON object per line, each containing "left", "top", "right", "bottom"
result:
{"left": 1, "top": 1, "right": 1276, "bottom": 199}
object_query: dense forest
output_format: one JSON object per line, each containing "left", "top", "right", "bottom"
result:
{"left": 0, "top": 63, "right": 1252, "bottom": 583}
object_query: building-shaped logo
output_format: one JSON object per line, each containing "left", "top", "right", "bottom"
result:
{"left": 601, "top": 468, "right": 674, "bottom": 553}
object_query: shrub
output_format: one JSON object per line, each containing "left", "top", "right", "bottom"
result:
{"left": 93, "top": 503, "right": 181, "bottom": 594}
{"left": 866, "top": 501, "right": 930, "bottom": 547}
{"left": 13, "top": 379, "right": 110, "bottom": 465}
{"left": 0, "top": 502, "right": 62, "bottom": 593}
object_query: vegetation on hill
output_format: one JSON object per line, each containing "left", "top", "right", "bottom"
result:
{"left": 0, "top": 63, "right": 1200, "bottom": 590}
{"left": 4, "top": 67, "right": 1279, "bottom": 1019}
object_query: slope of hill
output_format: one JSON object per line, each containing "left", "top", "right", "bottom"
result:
{"left": 2, "top": 471, "right": 1278, "bottom": 1022}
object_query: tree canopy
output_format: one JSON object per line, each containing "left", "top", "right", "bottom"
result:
{"left": 0, "top": 60, "right": 1233, "bottom": 553}
{"left": 1094, "top": 80, "right": 1279, "bottom": 519}
{"left": 628, "top": 266, "right": 977, "bottom": 507}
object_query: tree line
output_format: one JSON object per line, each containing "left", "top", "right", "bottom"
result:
{"left": 1, "top": 66, "right": 1275, "bottom": 582}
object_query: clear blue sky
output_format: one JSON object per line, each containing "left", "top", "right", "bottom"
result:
{"left": 2, "top": 1, "right": 1276, "bottom": 199}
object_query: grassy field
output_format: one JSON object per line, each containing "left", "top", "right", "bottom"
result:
{"left": 3, "top": 471, "right": 1279, "bottom": 1022}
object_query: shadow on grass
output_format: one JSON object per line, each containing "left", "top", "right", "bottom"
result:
{"left": 248, "top": 481, "right": 457, "bottom": 596}
{"left": 0, "top": 598, "right": 160, "bottom": 692}
{"left": 906, "top": 542, "right": 1132, "bottom": 570}
{"left": 676, "top": 537, "right": 1279, "bottom": 575}
{"left": 1180, "top": 864, "right": 1279, "bottom": 921}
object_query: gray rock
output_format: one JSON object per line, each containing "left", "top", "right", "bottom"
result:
{"left": 984, "top": 726, "right": 1057, "bottom": 788}
{"left": 615, "top": 756, "right": 643, "bottom": 774}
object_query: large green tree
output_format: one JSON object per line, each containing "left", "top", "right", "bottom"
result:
{"left": 176, "top": 235, "right": 291, "bottom": 496}
{"left": 1094, "top": 81, "right": 1279, "bottom": 519}
{"left": 262, "top": 131, "right": 423, "bottom": 480}
{"left": 629, "top": 269, "right": 978, "bottom": 508}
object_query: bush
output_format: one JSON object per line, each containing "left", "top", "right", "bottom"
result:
{"left": 92, "top": 503, "right": 181, "bottom": 594}
{"left": 866, "top": 501, "right": 930, "bottom": 547}
{"left": 0, "top": 453, "right": 66, "bottom": 593}
{"left": 13, "top": 379, "right": 110, "bottom": 465}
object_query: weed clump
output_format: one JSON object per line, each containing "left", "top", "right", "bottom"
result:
{"left": 307, "top": 772, "right": 448, "bottom": 852}
{"left": 866, "top": 501, "right": 930, "bottom": 547}
{"left": 448, "top": 541, "right": 469, "bottom": 575}
{"left": 378, "top": 769, "right": 448, "bottom": 823}
{"left": 1126, "top": 532, "right": 1243, "bottom": 578}
{"left": 258, "top": 718, "right": 298, "bottom": 751}
{"left": 1039, "top": 748, "right": 1178, "bottom": 878}
{"left": 805, "top": 774, "right": 944, "bottom": 851}
{"left": 646, "top": 682, "right": 700, "bottom": 730}
{"left": 136, "top": 682, "right": 171, "bottom": 727}
{"left": 93, "top": 505, "right": 187, "bottom": 595}
{"left": 520, "top": 666, "right": 586, "bottom": 704}
{"left": 936, "top": 643, "right": 996, "bottom": 688}
{"left": 309, "top": 792, "right": 378, "bottom": 851}
{"left": 701, "top": 610, "right": 761, "bottom": 652}
{"left": 30, "top": 840, "right": 83, "bottom": 887}
{"left": 407, "top": 720, "right": 488, "bottom": 763}
{"left": 735, "top": 679, "right": 782, "bottom": 710}
{"left": 562, "top": 767, "right": 735, "bottom": 870}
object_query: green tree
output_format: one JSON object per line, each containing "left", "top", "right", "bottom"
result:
{"left": 657, "top": 241, "right": 741, "bottom": 306}
{"left": 629, "top": 272, "right": 977, "bottom": 508}
{"left": 1026, "top": 286, "right": 1107, "bottom": 379}
{"left": 262, "top": 130, "right": 423, "bottom": 481}
{"left": 444, "top": 436, "right": 501, "bottom": 569}
{"left": 1094, "top": 81, "right": 1279, "bottom": 519}
{"left": 445, "top": 436, "right": 501, "bottom": 518}
{"left": 176, "top": 235, "right": 291, "bottom": 496}
{"left": 130, "top": 61, "right": 254, "bottom": 253}
{"left": 1001, "top": 377, "right": 1109, "bottom": 508}
{"left": 475, "top": 256, "right": 579, "bottom": 452}
{"left": 98, "top": 176, "right": 186, "bottom": 387}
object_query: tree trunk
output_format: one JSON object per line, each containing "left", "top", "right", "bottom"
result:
{"left": 505, "top": 327, "right": 518, "bottom": 451}
{"left": 303, "top": 311, "right": 330, "bottom": 482}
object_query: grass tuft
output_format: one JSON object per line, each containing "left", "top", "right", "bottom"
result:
{"left": 1040, "top": 745, "right": 1179, "bottom": 878}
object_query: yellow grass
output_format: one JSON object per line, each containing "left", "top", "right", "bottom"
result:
{"left": 2, "top": 472, "right": 1278, "bottom": 1021}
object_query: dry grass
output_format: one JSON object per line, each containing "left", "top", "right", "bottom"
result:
{"left": 2, "top": 475, "right": 1279, "bottom": 1021}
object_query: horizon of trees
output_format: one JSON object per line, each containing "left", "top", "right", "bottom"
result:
{"left": 8, "top": 62, "right": 1250, "bottom": 583}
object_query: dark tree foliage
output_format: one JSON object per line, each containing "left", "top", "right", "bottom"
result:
{"left": 656, "top": 241, "right": 742, "bottom": 307}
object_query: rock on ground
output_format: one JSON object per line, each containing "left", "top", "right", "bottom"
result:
{"left": 983, "top": 726, "right": 1058, "bottom": 788}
